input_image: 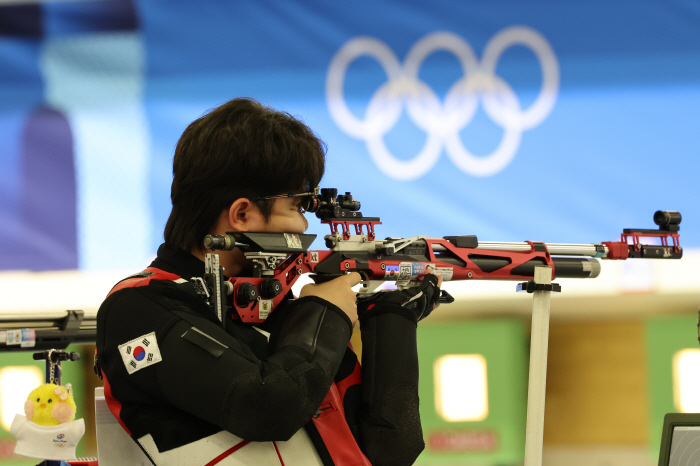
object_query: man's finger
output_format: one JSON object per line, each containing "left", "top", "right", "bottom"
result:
{"left": 344, "top": 272, "right": 363, "bottom": 287}
{"left": 423, "top": 267, "right": 442, "bottom": 287}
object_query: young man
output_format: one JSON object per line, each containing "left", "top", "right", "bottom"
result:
{"left": 95, "top": 98, "right": 441, "bottom": 466}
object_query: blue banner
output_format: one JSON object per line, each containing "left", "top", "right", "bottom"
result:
{"left": 1, "top": 0, "right": 698, "bottom": 271}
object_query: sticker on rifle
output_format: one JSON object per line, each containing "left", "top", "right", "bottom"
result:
{"left": 385, "top": 265, "right": 400, "bottom": 279}
{"left": 284, "top": 233, "right": 303, "bottom": 249}
{"left": 398, "top": 263, "right": 412, "bottom": 281}
{"left": 20, "top": 329, "right": 36, "bottom": 348}
{"left": 6, "top": 329, "right": 21, "bottom": 346}
{"left": 119, "top": 332, "right": 162, "bottom": 375}
{"left": 412, "top": 263, "right": 428, "bottom": 275}
{"left": 433, "top": 267, "right": 454, "bottom": 281}
{"left": 259, "top": 300, "right": 273, "bottom": 320}
{"left": 309, "top": 251, "right": 319, "bottom": 263}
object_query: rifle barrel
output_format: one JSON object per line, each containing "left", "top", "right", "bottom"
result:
{"left": 471, "top": 242, "right": 606, "bottom": 257}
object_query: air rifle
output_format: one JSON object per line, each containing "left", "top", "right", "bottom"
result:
{"left": 201, "top": 188, "right": 682, "bottom": 324}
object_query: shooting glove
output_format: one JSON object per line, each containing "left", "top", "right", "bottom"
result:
{"left": 357, "top": 274, "right": 440, "bottom": 323}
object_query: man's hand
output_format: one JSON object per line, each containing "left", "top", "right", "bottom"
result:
{"left": 300, "top": 272, "right": 361, "bottom": 326}
{"left": 357, "top": 268, "right": 443, "bottom": 322}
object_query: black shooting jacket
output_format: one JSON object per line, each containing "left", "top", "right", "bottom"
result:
{"left": 95, "top": 244, "right": 424, "bottom": 466}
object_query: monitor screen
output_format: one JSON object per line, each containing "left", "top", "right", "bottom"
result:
{"left": 659, "top": 413, "right": 700, "bottom": 466}
{"left": 669, "top": 426, "right": 700, "bottom": 466}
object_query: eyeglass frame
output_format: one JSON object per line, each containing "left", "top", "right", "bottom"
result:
{"left": 249, "top": 185, "right": 320, "bottom": 213}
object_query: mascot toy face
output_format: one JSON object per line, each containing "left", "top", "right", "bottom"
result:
{"left": 24, "top": 383, "right": 76, "bottom": 426}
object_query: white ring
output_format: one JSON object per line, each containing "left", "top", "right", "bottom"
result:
{"left": 445, "top": 73, "right": 523, "bottom": 177}
{"left": 326, "top": 27, "right": 559, "bottom": 179}
{"left": 480, "top": 26, "right": 560, "bottom": 130}
{"left": 326, "top": 37, "right": 403, "bottom": 138}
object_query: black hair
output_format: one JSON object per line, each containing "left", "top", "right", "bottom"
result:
{"left": 164, "top": 97, "right": 326, "bottom": 252}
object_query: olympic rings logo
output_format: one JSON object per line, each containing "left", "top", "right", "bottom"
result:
{"left": 326, "top": 27, "right": 559, "bottom": 179}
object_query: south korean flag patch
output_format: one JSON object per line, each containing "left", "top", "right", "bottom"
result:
{"left": 118, "top": 332, "right": 162, "bottom": 375}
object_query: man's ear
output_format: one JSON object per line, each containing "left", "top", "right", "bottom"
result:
{"left": 228, "top": 198, "right": 265, "bottom": 231}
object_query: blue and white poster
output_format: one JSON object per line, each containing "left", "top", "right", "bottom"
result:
{"left": 0, "top": 0, "right": 698, "bottom": 274}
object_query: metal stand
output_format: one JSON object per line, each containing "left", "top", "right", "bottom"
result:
{"left": 33, "top": 349, "right": 81, "bottom": 386}
{"left": 518, "top": 266, "right": 558, "bottom": 466}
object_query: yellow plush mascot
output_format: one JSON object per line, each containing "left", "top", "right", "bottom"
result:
{"left": 10, "top": 383, "right": 85, "bottom": 461}
{"left": 25, "top": 384, "right": 77, "bottom": 426}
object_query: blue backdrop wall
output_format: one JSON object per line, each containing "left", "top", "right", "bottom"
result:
{"left": 1, "top": 0, "right": 698, "bottom": 271}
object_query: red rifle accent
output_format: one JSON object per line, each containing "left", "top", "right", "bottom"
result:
{"left": 231, "top": 250, "right": 332, "bottom": 323}
{"left": 602, "top": 241, "right": 629, "bottom": 260}
{"left": 323, "top": 219, "right": 382, "bottom": 241}
{"left": 621, "top": 231, "right": 681, "bottom": 253}
{"left": 230, "top": 238, "right": 555, "bottom": 322}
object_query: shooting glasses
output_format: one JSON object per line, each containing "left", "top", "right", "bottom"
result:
{"left": 250, "top": 184, "right": 320, "bottom": 213}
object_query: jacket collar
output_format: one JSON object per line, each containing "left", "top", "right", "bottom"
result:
{"left": 150, "top": 244, "right": 206, "bottom": 280}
